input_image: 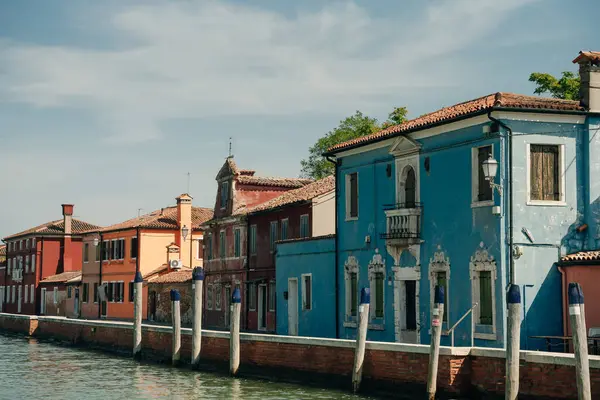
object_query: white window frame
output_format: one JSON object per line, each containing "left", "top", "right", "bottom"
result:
{"left": 469, "top": 244, "right": 497, "bottom": 340}
{"left": 345, "top": 172, "right": 359, "bottom": 221}
{"left": 215, "top": 284, "right": 222, "bottom": 311}
{"left": 471, "top": 144, "right": 495, "bottom": 208}
{"left": 25, "top": 255, "right": 29, "bottom": 273}
{"left": 368, "top": 250, "right": 385, "bottom": 321}
{"left": 250, "top": 225, "right": 257, "bottom": 255}
{"left": 24, "top": 284, "right": 28, "bottom": 304}
{"left": 31, "top": 254, "right": 35, "bottom": 273}
{"left": 301, "top": 274, "right": 312, "bottom": 311}
{"left": 429, "top": 247, "right": 450, "bottom": 328}
{"left": 526, "top": 142, "right": 566, "bottom": 206}
{"left": 344, "top": 256, "right": 359, "bottom": 321}
{"left": 11, "top": 286, "right": 15, "bottom": 303}
{"left": 30, "top": 284, "right": 35, "bottom": 305}
{"left": 249, "top": 283, "right": 257, "bottom": 311}
{"left": 300, "top": 214, "right": 309, "bottom": 238}
{"left": 206, "top": 284, "right": 214, "bottom": 310}
{"left": 268, "top": 281, "right": 276, "bottom": 312}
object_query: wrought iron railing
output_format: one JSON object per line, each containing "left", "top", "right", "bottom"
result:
{"left": 381, "top": 203, "right": 422, "bottom": 240}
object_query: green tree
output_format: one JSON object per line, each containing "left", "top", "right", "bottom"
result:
{"left": 528, "top": 71, "right": 580, "bottom": 100}
{"left": 300, "top": 108, "right": 408, "bottom": 179}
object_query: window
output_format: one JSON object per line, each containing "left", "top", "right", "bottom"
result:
{"left": 471, "top": 145, "right": 493, "bottom": 205}
{"left": 130, "top": 237, "right": 138, "bottom": 259}
{"left": 268, "top": 281, "right": 276, "bottom": 312}
{"left": 26, "top": 239, "right": 29, "bottom": 249}
{"left": 529, "top": 144, "right": 562, "bottom": 202}
{"left": 93, "top": 283, "right": 99, "bottom": 303}
{"left": 24, "top": 285, "right": 28, "bottom": 304}
{"left": 281, "top": 219, "right": 289, "bottom": 241}
{"left": 429, "top": 249, "right": 451, "bottom": 325}
{"left": 220, "top": 181, "right": 229, "bottom": 209}
{"left": 129, "top": 282, "right": 134, "bottom": 302}
{"left": 31, "top": 254, "right": 35, "bottom": 273}
{"left": 219, "top": 231, "right": 226, "bottom": 259}
{"left": 31, "top": 238, "right": 36, "bottom": 248}
{"left": 250, "top": 225, "right": 257, "bottom": 255}
{"left": 344, "top": 256, "right": 359, "bottom": 319}
{"left": 118, "top": 282, "right": 124, "bottom": 302}
{"left": 234, "top": 229, "right": 241, "bottom": 258}
{"left": 7, "top": 258, "right": 10, "bottom": 276}
{"left": 82, "top": 283, "right": 89, "bottom": 303}
{"left": 25, "top": 255, "right": 29, "bottom": 273}
{"left": 196, "top": 239, "right": 202, "bottom": 259}
{"left": 107, "top": 282, "right": 114, "bottom": 302}
{"left": 302, "top": 274, "right": 312, "bottom": 310}
{"left": 435, "top": 272, "right": 449, "bottom": 323}
{"left": 102, "top": 240, "right": 111, "bottom": 261}
{"left": 95, "top": 244, "right": 101, "bottom": 261}
{"left": 404, "top": 167, "right": 416, "bottom": 208}
{"left": 249, "top": 283, "right": 257, "bottom": 311}
{"left": 368, "top": 250, "right": 385, "bottom": 319}
{"left": 269, "top": 221, "right": 278, "bottom": 252}
{"left": 206, "top": 234, "right": 213, "bottom": 260}
{"left": 470, "top": 245, "right": 497, "bottom": 339}
{"left": 346, "top": 172, "right": 359, "bottom": 219}
{"left": 83, "top": 243, "right": 89, "bottom": 263}
{"left": 215, "top": 284, "right": 222, "bottom": 310}
{"left": 111, "top": 239, "right": 125, "bottom": 260}
{"left": 206, "top": 284, "right": 213, "bottom": 310}
{"left": 53, "top": 287, "right": 58, "bottom": 304}
{"left": 67, "top": 286, "right": 72, "bottom": 298}
{"left": 30, "top": 285, "right": 34, "bottom": 305}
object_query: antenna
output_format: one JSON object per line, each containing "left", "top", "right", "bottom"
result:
{"left": 137, "top": 208, "right": 143, "bottom": 217}
{"left": 187, "top": 172, "right": 191, "bottom": 194}
{"left": 228, "top": 137, "right": 233, "bottom": 157}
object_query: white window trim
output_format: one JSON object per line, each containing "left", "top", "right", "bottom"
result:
{"left": 31, "top": 254, "right": 35, "bottom": 273}
{"left": 301, "top": 273, "right": 312, "bottom": 311}
{"left": 471, "top": 144, "right": 495, "bottom": 208}
{"left": 469, "top": 244, "right": 497, "bottom": 340}
{"left": 24, "top": 284, "right": 28, "bottom": 304}
{"left": 30, "top": 284, "right": 35, "bottom": 305}
{"left": 344, "top": 256, "right": 359, "bottom": 321}
{"left": 215, "top": 284, "right": 222, "bottom": 311}
{"left": 300, "top": 214, "right": 309, "bottom": 238}
{"left": 268, "top": 281, "right": 276, "bottom": 312}
{"left": 249, "top": 283, "right": 257, "bottom": 311}
{"left": 250, "top": 225, "right": 257, "bottom": 255}
{"left": 368, "top": 249, "right": 385, "bottom": 321}
{"left": 429, "top": 247, "right": 450, "bottom": 332}
{"left": 526, "top": 142, "right": 567, "bottom": 206}
{"left": 345, "top": 172, "right": 359, "bottom": 221}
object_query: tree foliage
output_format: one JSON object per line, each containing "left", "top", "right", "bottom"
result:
{"left": 528, "top": 71, "right": 580, "bottom": 100}
{"left": 300, "top": 108, "right": 409, "bottom": 179}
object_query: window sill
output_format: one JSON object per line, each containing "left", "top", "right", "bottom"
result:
{"left": 474, "top": 332, "right": 497, "bottom": 341}
{"left": 471, "top": 200, "right": 494, "bottom": 208}
{"left": 526, "top": 200, "right": 567, "bottom": 207}
{"left": 343, "top": 321, "right": 357, "bottom": 328}
{"left": 368, "top": 323, "right": 385, "bottom": 331}
{"left": 345, "top": 217, "right": 358, "bottom": 222}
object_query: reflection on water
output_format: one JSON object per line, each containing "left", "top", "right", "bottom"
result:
{"left": 0, "top": 335, "right": 375, "bottom": 399}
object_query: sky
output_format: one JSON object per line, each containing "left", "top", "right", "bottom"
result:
{"left": 0, "top": 0, "right": 598, "bottom": 238}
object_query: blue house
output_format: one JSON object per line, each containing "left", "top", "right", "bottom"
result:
{"left": 320, "top": 51, "right": 600, "bottom": 350}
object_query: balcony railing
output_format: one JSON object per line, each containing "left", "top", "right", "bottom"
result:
{"left": 381, "top": 203, "right": 422, "bottom": 242}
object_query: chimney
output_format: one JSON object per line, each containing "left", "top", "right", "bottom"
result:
{"left": 573, "top": 50, "right": 600, "bottom": 112}
{"left": 61, "top": 204, "right": 74, "bottom": 272}
{"left": 176, "top": 194, "right": 193, "bottom": 268}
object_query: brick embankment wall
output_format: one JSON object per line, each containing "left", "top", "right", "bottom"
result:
{"left": 0, "top": 313, "right": 599, "bottom": 399}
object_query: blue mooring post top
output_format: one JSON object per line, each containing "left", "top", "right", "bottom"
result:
{"left": 360, "top": 287, "right": 370, "bottom": 305}
{"left": 434, "top": 285, "right": 445, "bottom": 304}
{"left": 568, "top": 282, "right": 584, "bottom": 305}
{"left": 507, "top": 284, "right": 521, "bottom": 304}
{"left": 232, "top": 288, "right": 241, "bottom": 304}
{"left": 134, "top": 271, "right": 143, "bottom": 283}
{"left": 170, "top": 289, "right": 181, "bottom": 302}
{"left": 192, "top": 267, "right": 205, "bottom": 281}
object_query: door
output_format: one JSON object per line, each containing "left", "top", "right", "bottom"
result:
{"left": 149, "top": 291, "right": 157, "bottom": 321}
{"left": 258, "top": 284, "right": 267, "bottom": 330}
{"left": 402, "top": 280, "right": 418, "bottom": 343}
{"left": 40, "top": 288, "right": 46, "bottom": 315}
{"left": 17, "top": 286, "right": 22, "bottom": 313}
{"left": 224, "top": 286, "right": 231, "bottom": 328}
{"left": 74, "top": 288, "right": 80, "bottom": 317}
{"left": 287, "top": 279, "right": 298, "bottom": 336}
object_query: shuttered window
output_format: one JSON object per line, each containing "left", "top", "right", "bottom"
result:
{"left": 234, "top": 229, "right": 241, "bottom": 258}
{"left": 530, "top": 144, "right": 560, "bottom": 201}
{"left": 477, "top": 146, "right": 493, "bottom": 202}
{"left": 350, "top": 272, "right": 358, "bottom": 317}
{"left": 479, "top": 271, "right": 493, "bottom": 325}
{"left": 270, "top": 221, "right": 278, "bottom": 251}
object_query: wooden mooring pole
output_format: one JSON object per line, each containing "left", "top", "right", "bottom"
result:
{"left": 568, "top": 283, "right": 591, "bottom": 400}
{"left": 171, "top": 289, "right": 181, "bottom": 366}
{"left": 427, "top": 285, "right": 445, "bottom": 400}
{"left": 352, "top": 287, "right": 370, "bottom": 393}
{"left": 132, "top": 271, "right": 143, "bottom": 360}
{"left": 505, "top": 284, "right": 521, "bottom": 400}
{"left": 191, "top": 267, "right": 204, "bottom": 368}
{"left": 230, "top": 287, "right": 241, "bottom": 376}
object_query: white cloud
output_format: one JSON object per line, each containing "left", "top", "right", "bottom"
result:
{"left": 0, "top": 0, "right": 541, "bottom": 143}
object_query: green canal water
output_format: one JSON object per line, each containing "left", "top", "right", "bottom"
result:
{"left": 0, "top": 334, "right": 382, "bottom": 399}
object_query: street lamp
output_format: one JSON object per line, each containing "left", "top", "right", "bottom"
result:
{"left": 93, "top": 237, "right": 99, "bottom": 247}
{"left": 482, "top": 155, "right": 502, "bottom": 196}
{"left": 182, "top": 225, "right": 189, "bottom": 241}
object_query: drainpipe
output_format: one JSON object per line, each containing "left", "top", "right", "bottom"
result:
{"left": 326, "top": 155, "right": 340, "bottom": 338}
{"left": 487, "top": 112, "right": 515, "bottom": 285}
{"left": 557, "top": 265, "right": 568, "bottom": 338}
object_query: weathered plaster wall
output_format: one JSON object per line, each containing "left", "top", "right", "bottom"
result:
{"left": 147, "top": 283, "right": 193, "bottom": 325}
{"left": 585, "top": 116, "right": 600, "bottom": 249}
{"left": 313, "top": 190, "right": 335, "bottom": 237}
{"left": 276, "top": 237, "right": 336, "bottom": 338}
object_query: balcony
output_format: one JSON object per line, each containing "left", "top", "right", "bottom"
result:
{"left": 381, "top": 203, "right": 422, "bottom": 246}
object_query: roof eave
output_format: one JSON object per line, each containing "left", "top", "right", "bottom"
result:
{"left": 248, "top": 199, "right": 311, "bottom": 217}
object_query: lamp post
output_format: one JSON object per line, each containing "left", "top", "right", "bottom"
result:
{"left": 482, "top": 155, "right": 502, "bottom": 195}
{"left": 182, "top": 225, "right": 189, "bottom": 241}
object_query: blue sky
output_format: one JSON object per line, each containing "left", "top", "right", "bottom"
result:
{"left": 0, "top": 0, "right": 597, "bottom": 237}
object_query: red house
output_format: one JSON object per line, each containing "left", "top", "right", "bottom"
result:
{"left": 0, "top": 245, "right": 5, "bottom": 311}
{"left": 1, "top": 204, "right": 100, "bottom": 315}
{"left": 200, "top": 157, "right": 312, "bottom": 330}
{"left": 246, "top": 175, "right": 335, "bottom": 332}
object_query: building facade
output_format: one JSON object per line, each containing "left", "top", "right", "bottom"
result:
{"left": 2, "top": 204, "right": 99, "bottom": 316}
{"left": 201, "top": 157, "right": 312, "bottom": 330}
{"left": 38, "top": 271, "right": 82, "bottom": 317}
{"left": 0, "top": 245, "right": 5, "bottom": 311}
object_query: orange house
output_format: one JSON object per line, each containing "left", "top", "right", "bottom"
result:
{"left": 79, "top": 194, "right": 212, "bottom": 320}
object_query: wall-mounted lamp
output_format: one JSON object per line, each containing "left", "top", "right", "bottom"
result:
{"left": 93, "top": 238, "right": 99, "bottom": 247}
{"left": 182, "top": 225, "right": 189, "bottom": 241}
{"left": 482, "top": 155, "right": 502, "bottom": 196}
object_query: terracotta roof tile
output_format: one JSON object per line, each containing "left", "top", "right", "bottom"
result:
{"left": 327, "top": 92, "right": 583, "bottom": 153}
{"left": 40, "top": 271, "right": 82, "bottom": 284}
{"left": 99, "top": 206, "right": 213, "bottom": 233}
{"left": 4, "top": 219, "right": 101, "bottom": 240}
{"left": 237, "top": 175, "right": 313, "bottom": 188}
{"left": 561, "top": 251, "right": 600, "bottom": 263}
{"left": 573, "top": 50, "right": 600, "bottom": 64}
{"left": 148, "top": 269, "right": 192, "bottom": 284}
{"left": 248, "top": 176, "right": 335, "bottom": 213}
{"left": 0, "top": 245, "right": 5, "bottom": 257}
{"left": 143, "top": 264, "right": 169, "bottom": 279}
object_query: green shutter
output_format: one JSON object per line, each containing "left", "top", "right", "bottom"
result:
{"left": 479, "top": 271, "right": 493, "bottom": 325}
{"left": 375, "top": 272, "right": 384, "bottom": 318}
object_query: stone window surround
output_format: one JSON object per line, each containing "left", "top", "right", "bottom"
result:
{"left": 343, "top": 256, "right": 358, "bottom": 324}
{"left": 471, "top": 143, "right": 495, "bottom": 208}
{"left": 429, "top": 246, "right": 450, "bottom": 333}
{"left": 368, "top": 249, "right": 385, "bottom": 321}
{"left": 469, "top": 243, "right": 497, "bottom": 341}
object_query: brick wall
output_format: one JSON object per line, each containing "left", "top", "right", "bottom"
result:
{"left": 0, "top": 313, "right": 599, "bottom": 398}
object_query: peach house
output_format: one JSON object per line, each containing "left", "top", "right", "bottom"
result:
{"left": 79, "top": 194, "right": 212, "bottom": 320}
